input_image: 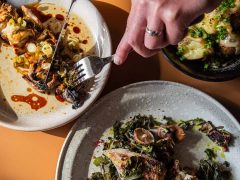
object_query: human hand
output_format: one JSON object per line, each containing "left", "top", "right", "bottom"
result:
{"left": 114, "top": 0, "right": 222, "bottom": 65}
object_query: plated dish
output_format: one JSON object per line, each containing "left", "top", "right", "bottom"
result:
{"left": 163, "top": 0, "right": 240, "bottom": 81}
{"left": 0, "top": 1, "right": 93, "bottom": 109}
{"left": 56, "top": 81, "right": 240, "bottom": 180}
{"left": 0, "top": 0, "right": 111, "bottom": 131}
{"left": 178, "top": 0, "right": 240, "bottom": 70}
{"left": 89, "top": 115, "right": 232, "bottom": 179}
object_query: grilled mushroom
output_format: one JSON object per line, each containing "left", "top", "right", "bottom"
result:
{"left": 134, "top": 128, "right": 155, "bottom": 145}
{"left": 152, "top": 125, "right": 185, "bottom": 142}
{"left": 175, "top": 126, "right": 186, "bottom": 142}
{"left": 156, "top": 126, "right": 170, "bottom": 139}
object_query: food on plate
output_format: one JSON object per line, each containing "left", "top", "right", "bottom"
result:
{"left": 178, "top": 119, "right": 232, "bottom": 151}
{"left": 89, "top": 115, "right": 232, "bottom": 179}
{"left": 104, "top": 149, "right": 166, "bottom": 179}
{"left": 177, "top": 0, "right": 240, "bottom": 70}
{"left": 198, "top": 121, "right": 232, "bottom": 151}
{"left": 0, "top": 1, "right": 94, "bottom": 109}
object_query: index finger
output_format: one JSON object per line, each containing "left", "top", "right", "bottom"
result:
{"left": 114, "top": 32, "right": 132, "bottom": 65}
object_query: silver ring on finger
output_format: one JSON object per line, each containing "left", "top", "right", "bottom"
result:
{"left": 145, "top": 27, "right": 162, "bottom": 37}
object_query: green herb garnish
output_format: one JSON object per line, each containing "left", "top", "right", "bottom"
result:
{"left": 216, "top": 26, "right": 228, "bottom": 41}
{"left": 90, "top": 172, "right": 104, "bottom": 180}
{"left": 197, "top": 159, "right": 231, "bottom": 180}
{"left": 122, "top": 156, "right": 143, "bottom": 180}
{"left": 93, "top": 156, "right": 108, "bottom": 167}
{"left": 218, "top": 0, "right": 235, "bottom": 13}
{"left": 204, "top": 63, "right": 210, "bottom": 70}
{"left": 89, "top": 116, "right": 233, "bottom": 180}
{"left": 205, "top": 148, "right": 217, "bottom": 160}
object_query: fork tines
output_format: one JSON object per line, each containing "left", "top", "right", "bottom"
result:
{"left": 72, "top": 62, "right": 86, "bottom": 88}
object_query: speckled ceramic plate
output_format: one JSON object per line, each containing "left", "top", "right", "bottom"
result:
{"left": 56, "top": 81, "right": 240, "bottom": 180}
{"left": 0, "top": 0, "right": 111, "bottom": 131}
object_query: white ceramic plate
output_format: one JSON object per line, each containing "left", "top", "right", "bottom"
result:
{"left": 56, "top": 81, "right": 240, "bottom": 180}
{"left": 0, "top": 0, "right": 111, "bottom": 131}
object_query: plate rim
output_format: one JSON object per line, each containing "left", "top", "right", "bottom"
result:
{"left": 55, "top": 80, "right": 240, "bottom": 180}
{"left": 162, "top": 48, "right": 240, "bottom": 82}
{"left": 0, "top": 0, "right": 112, "bottom": 131}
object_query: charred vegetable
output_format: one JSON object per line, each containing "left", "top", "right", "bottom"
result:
{"left": 179, "top": 119, "right": 232, "bottom": 151}
{"left": 199, "top": 121, "right": 231, "bottom": 151}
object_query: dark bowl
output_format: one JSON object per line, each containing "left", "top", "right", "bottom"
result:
{"left": 162, "top": 46, "right": 240, "bottom": 82}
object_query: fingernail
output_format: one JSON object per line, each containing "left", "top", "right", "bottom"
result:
{"left": 114, "top": 55, "right": 121, "bottom": 65}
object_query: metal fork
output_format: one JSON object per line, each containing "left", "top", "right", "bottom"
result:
{"left": 72, "top": 55, "right": 114, "bottom": 87}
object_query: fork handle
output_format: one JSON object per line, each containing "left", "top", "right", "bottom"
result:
{"left": 101, "top": 49, "right": 134, "bottom": 65}
{"left": 101, "top": 55, "right": 115, "bottom": 65}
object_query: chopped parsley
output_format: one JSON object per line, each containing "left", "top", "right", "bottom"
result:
{"left": 189, "top": 27, "right": 216, "bottom": 49}
{"left": 218, "top": 0, "right": 236, "bottom": 14}
{"left": 176, "top": 47, "right": 185, "bottom": 56}
{"left": 205, "top": 36, "right": 215, "bottom": 49}
{"left": 204, "top": 63, "right": 210, "bottom": 70}
{"left": 190, "top": 27, "right": 208, "bottom": 39}
{"left": 216, "top": 26, "right": 228, "bottom": 41}
{"left": 176, "top": 47, "right": 186, "bottom": 61}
